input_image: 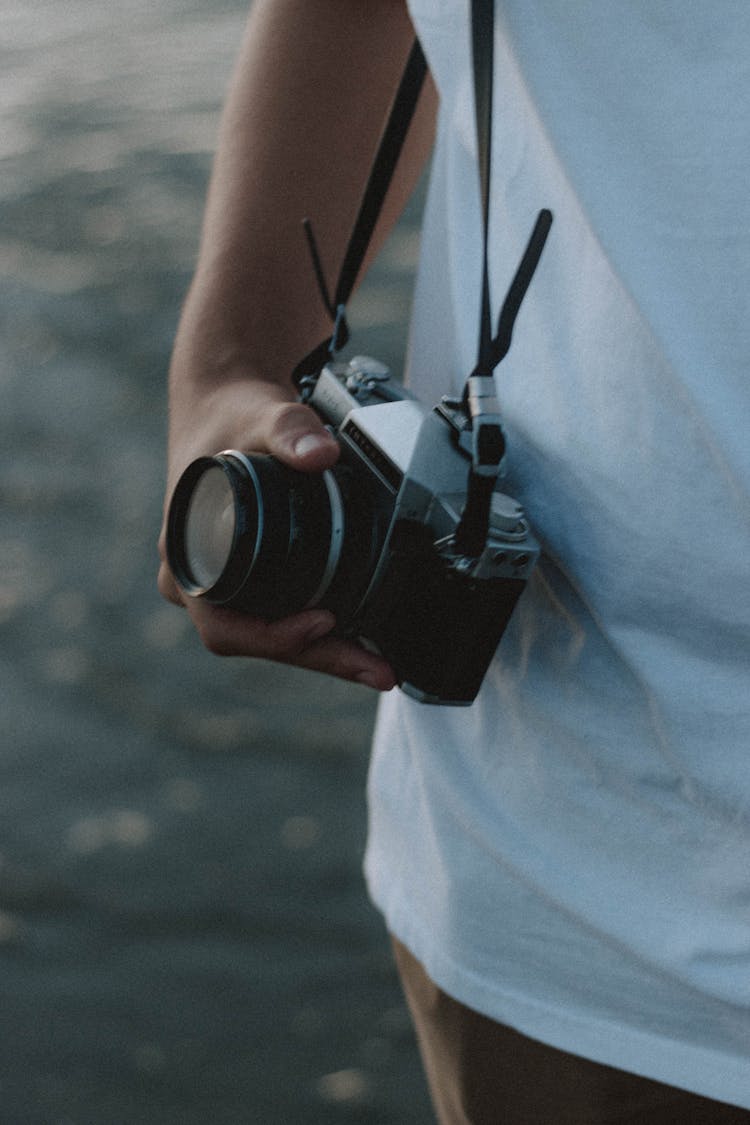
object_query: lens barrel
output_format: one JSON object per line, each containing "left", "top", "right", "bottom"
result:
{"left": 167, "top": 451, "right": 343, "bottom": 619}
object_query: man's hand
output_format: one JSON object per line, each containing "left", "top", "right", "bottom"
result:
{"left": 158, "top": 377, "right": 398, "bottom": 691}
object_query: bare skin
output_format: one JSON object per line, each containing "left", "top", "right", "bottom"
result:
{"left": 158, "top": 0, "right": 438, "bottom": 690}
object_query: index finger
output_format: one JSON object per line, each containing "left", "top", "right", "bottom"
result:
{"left": 187, "top": 601, "right": 397, "bottom": 691}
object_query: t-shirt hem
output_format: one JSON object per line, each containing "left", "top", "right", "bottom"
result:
{"left": 369, "top": 873, "right": 750, "bottom": 1112}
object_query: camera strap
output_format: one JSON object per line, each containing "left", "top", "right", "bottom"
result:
{"left": 293, "top": 3, "right": 551, "bottom": 555}
{"left": 292, "top": 38, "right": 429, "bottom": 392}
{"left": 454, "top": 0, "right": 552, "bottom": 555}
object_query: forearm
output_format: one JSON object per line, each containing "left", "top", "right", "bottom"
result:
{"left": 171, "top": 0, "right": 436, "bottom": 398}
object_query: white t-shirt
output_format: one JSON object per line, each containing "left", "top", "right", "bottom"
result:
{"left": 365, "top": 0, "right": 750, "bottom": 1107}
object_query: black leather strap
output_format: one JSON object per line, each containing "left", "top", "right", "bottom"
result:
{"left": 469, "top": 1, "right": 553, "bottom": 377}
{"left": 454, "top": 0, "right": 503, "bottom": 556}
{"left": 336, "top": 38, "right": 429, "bottom": 312}
{"left": 454, "top": 2, "right": 553, "bottom": 556}
{"left": 293, "top": 39, "right": 428, "bottom": 391}
{"left": 471, "top": 0, "right": 496, "bottom": 380}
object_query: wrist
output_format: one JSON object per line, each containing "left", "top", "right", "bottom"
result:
{"left": 170, "top": 258, "right": 331, "bottom": 394}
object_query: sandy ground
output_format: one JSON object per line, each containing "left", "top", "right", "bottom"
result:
{"left": 0, "top": 2, "right": 432, "bottom": 1120}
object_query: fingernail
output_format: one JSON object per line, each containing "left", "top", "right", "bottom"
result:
{"left": 304, "top": 615, "right": 335, "bottom": 643}
{"left": 356, "top": 670, "right": 396, "bottom": 691}
{"left": 293, "top": 432, "right": 334, "bottom": 458}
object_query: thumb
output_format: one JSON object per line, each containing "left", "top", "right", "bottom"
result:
{"left": 265, "top": 400, "right": 340, "bottom": 470}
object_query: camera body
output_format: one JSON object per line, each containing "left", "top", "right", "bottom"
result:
{"left": 308, "top": 357, "right": 538, "bottom": 703}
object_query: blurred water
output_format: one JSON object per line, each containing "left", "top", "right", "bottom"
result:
{"left": 0, "top": 2, "right": 431, "bottom": 1121}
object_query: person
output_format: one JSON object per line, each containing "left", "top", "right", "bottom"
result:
{"left": 159, "top": 1, "right": 750, "bottom": 1121}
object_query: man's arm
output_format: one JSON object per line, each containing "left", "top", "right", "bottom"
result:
{"left": 158, "top": 0, "right": 437, "bottom": 688}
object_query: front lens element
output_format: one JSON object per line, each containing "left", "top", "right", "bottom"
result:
{"left": 184, "top": 465, "right": 237, "bottom": 589}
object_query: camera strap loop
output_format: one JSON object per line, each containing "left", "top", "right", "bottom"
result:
{"left": 454, "top": 209, "right": 552, "bottom": 556}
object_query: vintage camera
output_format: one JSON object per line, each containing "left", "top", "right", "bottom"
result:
{"left": 166, "top": 354, "right": 539, "bottom": 705}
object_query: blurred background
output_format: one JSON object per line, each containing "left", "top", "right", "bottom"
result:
{"left": 0, "top": 1, "right": 432, "bottom": 1120}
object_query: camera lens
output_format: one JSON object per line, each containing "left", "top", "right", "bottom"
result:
{"left": 167, "top": 450, "right": 370, "bottom": 620}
